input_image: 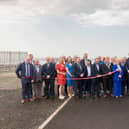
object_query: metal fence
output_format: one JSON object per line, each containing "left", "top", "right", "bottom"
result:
{"left": 0, "top": 51, "right": 28, "bottom": 72}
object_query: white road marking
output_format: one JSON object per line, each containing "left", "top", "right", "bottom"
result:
{"left": 0, "top": 95, "right": 6, "bottom": 98}
{"left": 0, "top": 96, "right": 3, "bottom": 98}
{"left": 0, "top": 94, "right": 12, "bottom": 99}
{"left": 38, "top": 97, "right": 72, "bottom": 129}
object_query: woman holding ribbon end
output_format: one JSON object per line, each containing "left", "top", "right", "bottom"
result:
{"left": 112, "top": 57, "right": 124, "bottom": 98}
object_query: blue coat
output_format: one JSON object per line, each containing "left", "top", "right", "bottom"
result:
{"left": 112, "top": 64, "right": 123, "bottom": 81}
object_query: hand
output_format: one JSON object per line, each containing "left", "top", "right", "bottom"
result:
{"left": 80, "top": 74, "right": 84, "bottom": 77}
{"left": 63, "top": 73, "right": 66, "bottom": 76}
{"left": 108, "top": 72, "right": 112, "bottom": 75}
{"left": 47, "top": 75, "right": 50, "bottom": 79}
{"left": 31, "top": 80, "right": 34, "bottom": 83}
{"left": 116, "top": 68, "right": 121, "bottom": 72}
{"left": 128, "top": 70, "right": 129, "bottom": 73}
{"left": 97, "top": 75, "right": 101, "bottom": 78}
{"left": 118, "top": 75, "right": 122, "bottom": 78}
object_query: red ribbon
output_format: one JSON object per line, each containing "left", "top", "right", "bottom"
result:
{"left": 22, "top": 70, "right": 118, "bottom": 80}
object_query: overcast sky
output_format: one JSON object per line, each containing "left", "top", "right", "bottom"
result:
{"left": 0, "top": 0, "right": 129, "bottom": 58}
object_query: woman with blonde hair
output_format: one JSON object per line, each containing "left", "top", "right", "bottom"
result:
{"left": 66, "top": 56, "right": 73, "bottom": 97}
{"left": 112, "top": 57, "right": 123, "bottom": 98}
{"left": 56, "top": 57, "right": 66, "bottom": 100}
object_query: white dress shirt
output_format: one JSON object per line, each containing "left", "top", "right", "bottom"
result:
{"left": 87, "top": 66, "right": 91, "bottom": 77}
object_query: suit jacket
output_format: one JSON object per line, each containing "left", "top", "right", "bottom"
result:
{"left": 101, "top": 63, "right": 112, "bottom": 74}
{"left": 16, "top": 62, "right": 34, "bottom": 80}
{"left": 92, "top": 63, "right": 102, "bottom": 76}
{"left": 120, "top": 63, "right": 126, "bottom": 79}
{"left": 101, "top": 63, "right": 112, "bottom": 78}
{"left": 33, "top": 65, "right": 42, "bottom": 83}
{"left": 80, "top": 59, "right": 88, "bottom": 77}
{"left": 85, "top": 65, "right": 94, "bottom": 77}
{"left": 80, "top": 59, "right": 86, "bottom": 67}
{"left": 72, "top": 63, "right": 85, "bottom": 78}
{"left": 125, "top": 58, "right": 129, "bottom": 73}
{"left": 42, "top": 63, "right": 57, "bottom": 78}
{"left": 80, "top": 59, "right": 88, "bottom": 69}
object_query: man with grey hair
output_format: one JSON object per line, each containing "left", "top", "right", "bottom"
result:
{"left": 32, "top": 59, "right": 43, "bottom": 100}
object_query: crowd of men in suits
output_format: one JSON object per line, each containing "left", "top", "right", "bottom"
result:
{"left": 16, "top": 53, "right": 129, "bottom": 103}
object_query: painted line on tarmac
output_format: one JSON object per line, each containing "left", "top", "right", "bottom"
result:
{"left": 0, "top": 94, "right": 12, "bottom": 99}
{"left": 0, "top": 95, "right": 7, "bottom": 98}
{"left": 0, "top": 96, "right": 3, "bottom": 98}
{"left": 38, "top": 97, "right": 72, "bottom": 129}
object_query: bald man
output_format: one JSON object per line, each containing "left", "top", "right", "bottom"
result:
{"left": 42, "top": 57, "right": 56, "bottom": 99}
{"left": 16, "top": 56, "right": 34, "bottom": 104}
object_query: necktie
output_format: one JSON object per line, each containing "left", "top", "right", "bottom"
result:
{"left": 26, "top": 64, "right": 30, "bottom": 77}
{"left": 78, "top": 64, "right": 82, "bottom": 71}
{"left": 96, "top": 64, "right": 99, "bottom": 71}
{"left": 47, "top": 63, "right": 50, "bottom": 69}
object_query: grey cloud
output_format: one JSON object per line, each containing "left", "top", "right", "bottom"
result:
{"left": 0, "top": 0, "right": 129, "bottom": 26}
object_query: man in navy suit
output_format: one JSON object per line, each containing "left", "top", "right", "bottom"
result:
{"left": 101, "top": 57, "right": 113, "bottom": 97}
{"left": 91, "top": 57, "right": 102, "bottom": 98}
{"left": 72, "top": 57, "right": 85, "bottom": 98}
{"left": 16, "top": 56, "right": 34, "bottom": 104}
{"left": 82, "top": 59, "right": 93, "bottom": 96}
{"left": 42, "top": 57, "right": 56, "bottom": 99}
{"left": 80, "top": 53, "right": 88, "bottom": 67}
{"left": 125, "top": 54, "right": 129, "bottom": 94}
{"left": 120, "top": 57, "right": 127, "bottom": 95}
{"left": 80, "top": 53, "right": 90, "bottom": 95}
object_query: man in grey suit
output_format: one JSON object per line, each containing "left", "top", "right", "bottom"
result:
{"left": 32, "top": 59, "right": 43, "bottom": 100}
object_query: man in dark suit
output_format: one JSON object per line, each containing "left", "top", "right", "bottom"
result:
{"left": 72, "top": 57, "right": 85, "bottom": 98}
{"left": 72, "top": 55, "right": 78, "bottom": 96}
{"left": 16, "top": 56, "right": 34, "bottom": 104}
{"left": 49, "top": 57, "right": 57, "bottom": 97}
{"left": 120, "top": 57, "right": 127, "bottom": 95}
{"left": 83, "top": 59, "right": 93, "bottom": 96}
{"left": 80, "top": 53, "right": 88, "bottom": 67}
{"left": 91, "top": 57, "right": 102, "bottom": 98}
{"left": 125, "top": 54, "right": 129, "bottom": 94}
{"left": 80, "top": 53, "right": 89, "bottom": 95}
{"left": 101, "top": 57, "right": 113, "bottom": 97}
{"left": 42, "top": 57, "right": 56, "bottom": 99}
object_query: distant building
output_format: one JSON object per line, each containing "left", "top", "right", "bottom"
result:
{"left": 0, "top": 51, "right": 28, "bottom": 65}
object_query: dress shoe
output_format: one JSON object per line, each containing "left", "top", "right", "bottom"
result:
{"left": 21, "top": 99, "right": 25, "bottom": 104}
{"left": 45, "top": 96, "right": 49, "bottom": 99}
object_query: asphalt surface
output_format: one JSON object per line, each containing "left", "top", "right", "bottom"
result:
{"left": 45, "top": 96, "right": 129, "bottom": 129}
{"left": 0, "top": 73, "right": 64, "bottom": 129}
{"left": 1, "top": 73, "right": 129, "bottom": 129}
{"left": 0, "top": 89, "right": 65, "bottom": 129}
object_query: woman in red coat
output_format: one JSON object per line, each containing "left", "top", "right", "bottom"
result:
{"left": 56, "top": 57, "right": 66, "bottom": 100}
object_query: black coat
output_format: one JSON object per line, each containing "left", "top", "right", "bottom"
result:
{"left": 72, "top": 63, "right": 85, "bottom": 78}
{"left": 42, "top": 63, "right": 57, "bottom": 78}
{"left": 92, "top": 63, "right": 102, "bottom": 76}
{"left": 125, "top": 58, "right": 129, "bottom": 73}
{"left": 101, "top": 63, "right": 112, "bottom": 74}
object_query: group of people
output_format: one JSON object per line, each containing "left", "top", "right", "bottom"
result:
{"left": 16, "top": 53, "right": 129, "bottom": 104}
